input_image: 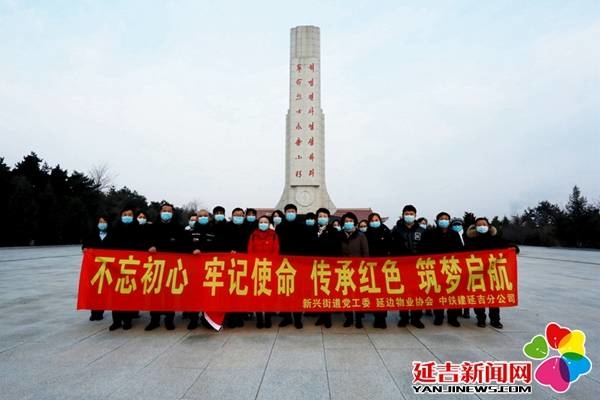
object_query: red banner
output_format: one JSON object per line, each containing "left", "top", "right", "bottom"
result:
{"left": 77, "top": 248, "right": 518, "bottom": 312}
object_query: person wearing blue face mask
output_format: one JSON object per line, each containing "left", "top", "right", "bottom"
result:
{"left": 223, "top": 207, "right": 252, "bottom": 329}
{"left": 211, "top": 205, "right": 228, "bottom": 252}
{"left": 391, "top": 205, "right": 427, "bottom": 329}
{"left": 421, "top": 211, "right": 464, "bottom": 328}
{"left": 337, "top": 212, "right": 369, "bottom": 329}
{"left": 275, "top": 203, "right": 306, "bottom": 329}
{"left": 311, "top": 208, "right": 338, "bottom": 328}
{"left": 465, "top": 217, "right": 520, "bottom": 329}
{"left": 271, "top": 209, "right": 284, "bottom": 228}
{"left": 108, "top": 205, "right": 144, "bottom": 331}
{"left": 245, "top": 207, "right": 258, "bottom": 234}
{"left": 145, "top": 201, "right": 186, "bottom": 331}
{"left": 82, "top": 214, "right": 112, "bottom": 322}
{"left": 247, "top": 215, "right": 280, "bottom": 329}
{"left": 365, "top": 212, "right": 393, "bottom": 329}
{"left": 186, "top": 209, "right": 218, "bottom": 330}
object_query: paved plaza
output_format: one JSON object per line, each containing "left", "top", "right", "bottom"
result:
{"left": 0, "top": 245, "right": 598, "bottom": 399}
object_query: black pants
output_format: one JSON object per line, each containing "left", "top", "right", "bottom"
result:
{"left": 399, "top": 310, "right": 422, "bottom": 322}
{"left": 111, "top": 311, "right": 133, "bottom": 324}
{"left": 280, "top": 312, "right": 302, "bottom": 323}
{"left": 433, "top": 309, "right": 460, "bottom": 322}
{"left": 344, "top": 312, "right": 363, "bottom": 322}
{"left": 150, "top": 311, "right": 175, "bottom": 323}
{"left": 475, "top": 307, "right": 500, "bottom": 323}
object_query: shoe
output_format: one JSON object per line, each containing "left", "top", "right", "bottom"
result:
{"left": 145, "top": 321, "right": 160, "bottom": 331}
{"left": 411, "top": 320, "right": 425, "bottom": 329}
{"left": 477, "top": 320, "right": 486, "bottom": 328}
{"left": 448, "top": 320, "right": 461, "bottom": 328}
{"left": 324, "top": 320, "right": 332, "bottom": 329}
{"left": 187, "top": 320, "right": 198, "bottom": 330}
{"left": 264, "top": 317, "right": 272, "bottom": 329}
{"left": 355, "top": 320, "right": 363, "bottom": 329}
{"left": 433, "top": 318, "right": 443, "bottom": 326}
{"left": 343, "top": 319, "right": 353, "bottom": 328}
{"left": 397, "top": 319, "right": 409, "bottom": 328}
{"left": 122, "top": 321, "right": 132, "bottom": 330}
{"left": 490, "top": 321, "right": 503, "bottom": 329}
{"left": 236, "top": 320, "right": 244, "bottom": 328}
{"left": 315, "top": 316, "right": 324, "bottom": 326}
{"left": 462, "top": 309, "right": 470, "bottom": 319}
{"left": 109, "top": 322, "right": 122, "bottom": 331}
{"left": 165, "top": 320, "right": 175, "bottom": 330}
{"left": 279, "top": 317, "right": 292, "bottom": 327}
{"left": 294, "top": 320, "right": 303, "bottom": 329}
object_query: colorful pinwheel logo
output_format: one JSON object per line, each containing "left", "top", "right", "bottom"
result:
{"left": 522, "top": 322, "right": 592, "bottom": 393}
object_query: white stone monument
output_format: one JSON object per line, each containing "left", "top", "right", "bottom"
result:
{"left": 276, "top": 26, "right": 336, "bottom": 214}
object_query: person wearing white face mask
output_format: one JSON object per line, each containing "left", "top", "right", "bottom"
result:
{"left": 465, "top": 217, "right": 520, "bottom": 329}
{"left": 391, "top": 205, "right": 426, "bottom": 329}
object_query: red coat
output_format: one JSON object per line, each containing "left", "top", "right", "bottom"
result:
{"left": 248, "top": 229, "right": 280, "bottom": 255}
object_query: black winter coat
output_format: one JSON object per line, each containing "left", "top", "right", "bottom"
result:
{"left": 365, "top": 225, "right": 392, "bottom": 257}
{"left": 149, "top": 220, "right": 186, "bottom": 252}
{"left": 276, "top": 220, "right": 306, "bottom": 255}
{"left": 420, "top": 228, "right": 464, "bottom": 254}
{"left": 391, "top": 221, "right": 425, "bottom": 255}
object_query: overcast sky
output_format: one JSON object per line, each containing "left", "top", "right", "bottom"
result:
{"left": 1, "top": 1, "right": 599, "bottom": 223}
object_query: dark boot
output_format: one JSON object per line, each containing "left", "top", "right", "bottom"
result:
{"left": 145, "top": 313, "right": 161, "bottom": 331}
{"left": 164, "top": 312, "right": 175, "bottom": 330}
{"left": 90, "top": 310, "right": 104, "bottom": 321}
{"left": 343, "top": 312, "right": 353, "bottom": 327}
{"left": 264, "top": 313, "right": 273, "bottom": 328}
{"left": 256, "top": 312, "right": 264, "bottom": 329}
{"left": 109, "top": 311, "right": 122, "bottom": 331}
{"left": 293, "top": 312, "right": 303, "bottom": 329}
{"left": 279, "top": 312, "right": 293, "bottom": 327}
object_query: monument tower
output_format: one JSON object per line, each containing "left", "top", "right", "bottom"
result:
{"left": 276, "top": 25, "right": 336, "bottom": 214}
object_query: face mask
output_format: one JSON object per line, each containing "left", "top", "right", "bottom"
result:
{"left": 403, "top": 215, "right": 416, "bottom": 224}
{"left": 452, "top": 225, "right": 462, "bottom": 232}
{"left": 343, "top": 222, "right": 355, "bottom": 232}
{"left": 369, "top": 221, "right": 381, "bottom": 229}
{"left": 334, "top": 225, "right": 341, "bottom": 232}
{"left": 137, "top": 218, "right": 147, "bottom": 225}
{"left": 305, "top": 219, "right": 315, "bottom": 226}
{"left": 285, "top": 212, "right": 297, "bottom": 222}
{"left": 98, "top": 222, "right": 108, "bottom": 231}
{"left": 214, "top": 214, "right": 225, "bottom": 222}
{"left": 318, "top": 217, "right": 329, "bottom": 226}
{"left": 188, "top": 220, "right": 196, "bottom": 228}
{"left": 437, "top": 219, "right": 450, "bottom": 229}
{"left": 273, "top": 216, "right": 282, "bottom": 225}
{"left": 419, "top": 223, "right": 427, "bottom": 230}
{"left": 359, "top": 227, "right": 367, "bottom": 233}
{"left": 160, "top": 211, "right": 173, "bottom": 222}
{"left": 121, "top": 215, "right": 133, "bottom": 224}
{"left": 476, "top": 225, "right": 489, "bottom": 234}
{"left": 258, "top": 222, "right": 269, "bottom": 231}
{"left": 246, "top": 215, "right": 256, "bottom": 223}
{"left": 232, "top": 216, "right": 244, "bottom": 225}
{"left": 198, "top": 216, "right": 209, "bottom": 225}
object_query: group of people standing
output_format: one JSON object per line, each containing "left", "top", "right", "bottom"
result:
{"left": 83, "top": 202, "right": 517, "bottom": 332}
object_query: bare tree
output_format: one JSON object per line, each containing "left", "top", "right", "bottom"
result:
{"left": 89, "top": 163, "right": 115, "bottom": 192}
